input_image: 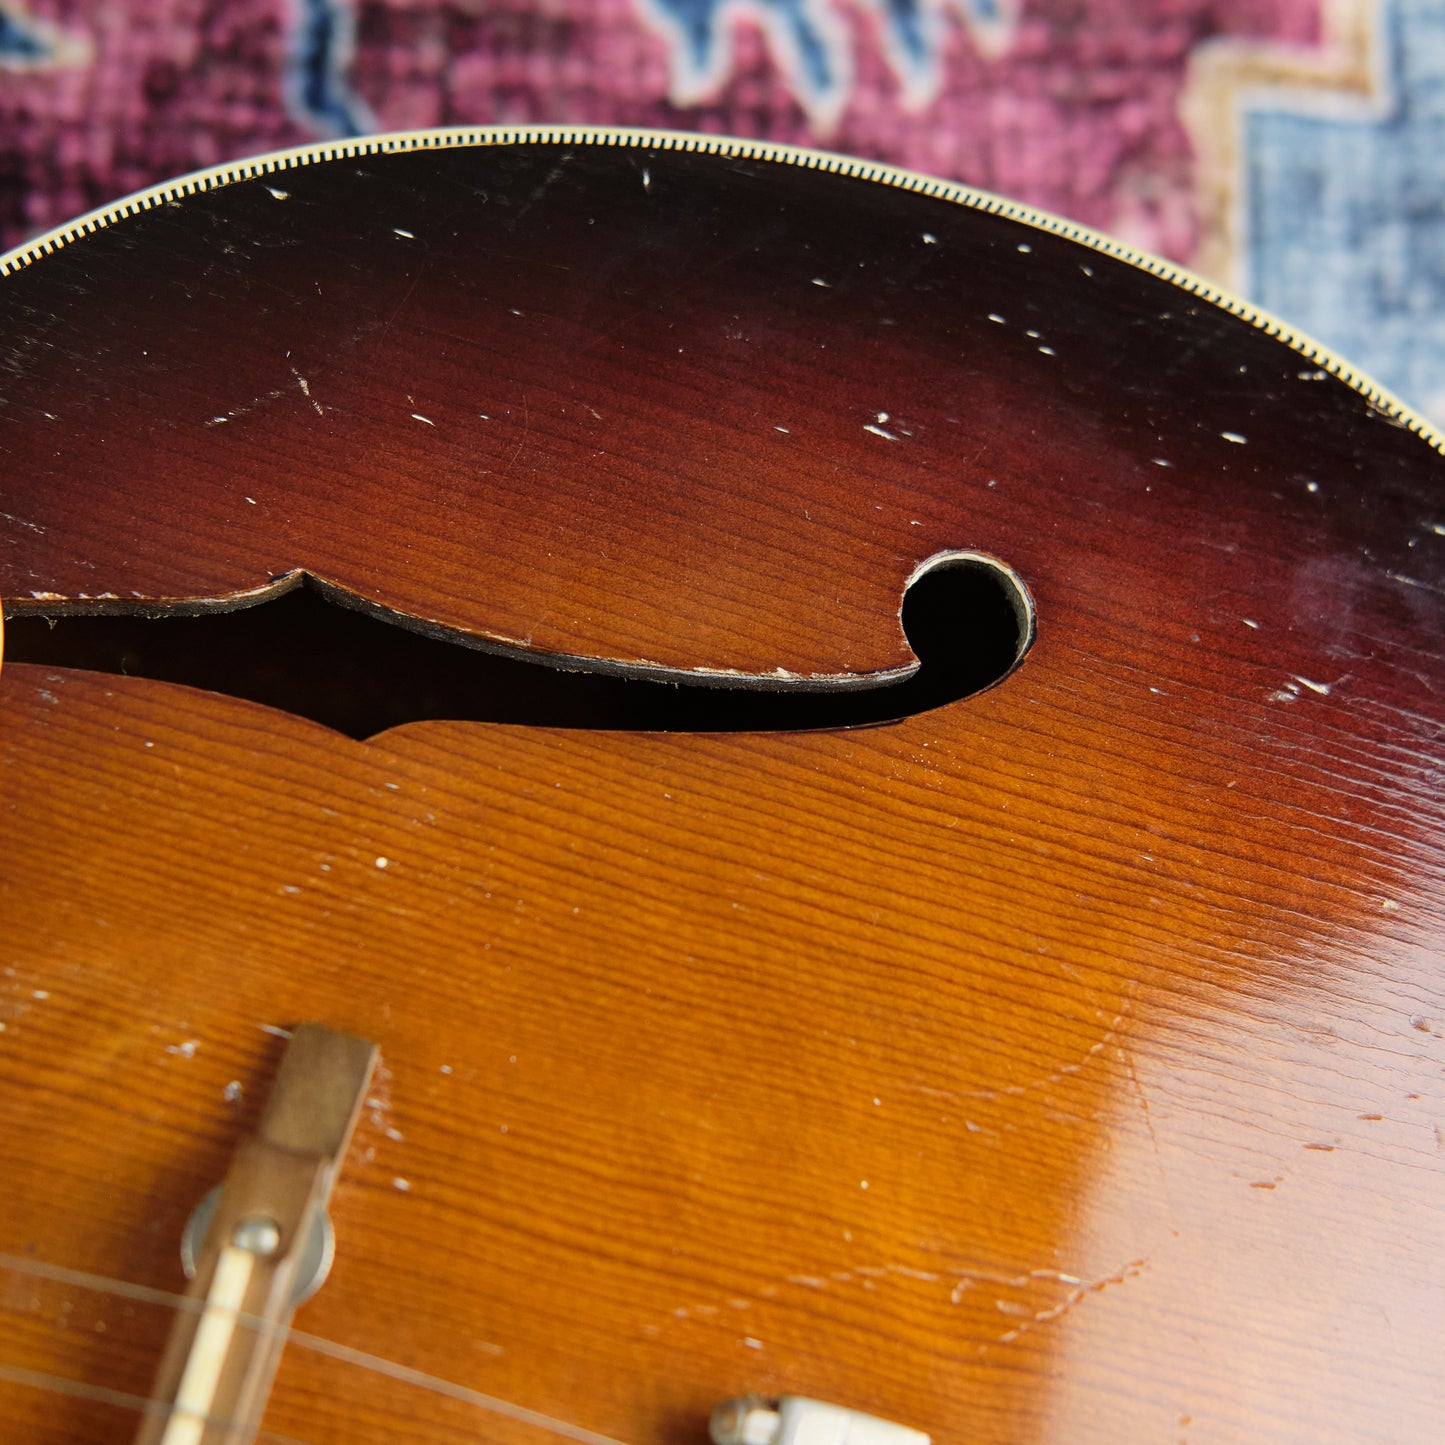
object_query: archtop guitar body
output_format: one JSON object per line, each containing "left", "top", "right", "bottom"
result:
{"left": 0, "top": 129, "right": 1442, "bottom": 1444}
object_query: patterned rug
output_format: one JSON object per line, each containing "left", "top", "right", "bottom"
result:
{"left": 2, "top": 0, "right": 1441, "bottom": 422}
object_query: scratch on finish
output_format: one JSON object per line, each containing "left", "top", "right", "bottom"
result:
{"left": 951, "top": 1010, "right": 1124, "bottom": 1102}
{"left": 658, "top": 1246, "right": 1139, "bottom": 1352}
{"left": 974, "top": 1259, "right": 1147, "bottom": 1349}
{"left": 206, "top": 386, "right": 285, "bottom": 426}
{"left": 1385, "top": 570, "right": 1441, "bottom": 593}
{"left": 888, "top": 1265, "right": 940, "bottom": 1282}
{"left": 292, "top": 367, "right": 323, "bottom": 415}
{"left": 1124, "top": 1049, "right": 1172, "bottom": 1216}
{"left": 508, "top": 162, "right": 572, "bottom": 231}
{"left": 498, "top": 394, "right": 530, "bottom": 480}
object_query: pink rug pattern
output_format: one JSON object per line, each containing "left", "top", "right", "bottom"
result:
{"left": 0, "top": 0, "right": 1314, "bottom": 262}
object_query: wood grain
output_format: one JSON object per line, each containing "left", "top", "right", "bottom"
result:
{"left": 1, "top": 133, "right": 1442, "bottom": 1445}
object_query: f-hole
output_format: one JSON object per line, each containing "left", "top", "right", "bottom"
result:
{"left": 2, "top": 556, "right": 1032, "bottom": 739}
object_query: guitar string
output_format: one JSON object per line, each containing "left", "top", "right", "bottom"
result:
{"left": 0, "top": 1363, "right": 314, "bottom": 1445}
{"left": 0, "top": 1252, "right": 633, "bottom": 1445}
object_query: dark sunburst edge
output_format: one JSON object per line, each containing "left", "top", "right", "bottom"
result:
{"left": 2, "top": 123, "right": 1440, "bottom": 459}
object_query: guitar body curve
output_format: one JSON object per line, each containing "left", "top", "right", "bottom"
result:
{"left": 1, "top": 129, "right": 1442, "bottom": 1445}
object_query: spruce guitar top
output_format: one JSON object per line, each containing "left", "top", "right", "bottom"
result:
{"left": 0, "top": 128, "right": 1441, "bottom": 1444}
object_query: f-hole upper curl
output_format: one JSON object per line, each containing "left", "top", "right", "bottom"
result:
{"left": 2, "top": 555, "right": 1032, "bottom": 740}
